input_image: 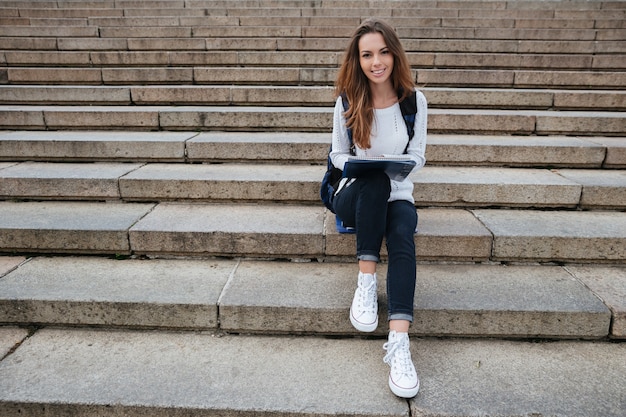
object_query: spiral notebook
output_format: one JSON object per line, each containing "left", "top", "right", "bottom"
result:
{"left": 343, "top": 155, "right": 416, "bottom": 181}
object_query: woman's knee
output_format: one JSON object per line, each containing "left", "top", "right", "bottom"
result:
{"left": 388, "top": 202, "right": 417, "bottom": 231}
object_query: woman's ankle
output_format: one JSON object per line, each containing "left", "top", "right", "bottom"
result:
{"left": 358, "top": 260, "right": 377, "bottom": 274}
{"left": 389, "top": 319, "right": 410, "bottom": 333}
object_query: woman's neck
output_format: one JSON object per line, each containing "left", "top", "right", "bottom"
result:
{"left": 369, "top": 82, "right": 397, "bottom": 109}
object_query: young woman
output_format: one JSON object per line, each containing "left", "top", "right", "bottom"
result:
{"left": 329, "top": 19, "right": 427, "bottom": 398}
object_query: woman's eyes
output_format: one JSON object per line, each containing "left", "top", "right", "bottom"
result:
{"left": 361, "top": 49, "right": 389, "bottom": 58}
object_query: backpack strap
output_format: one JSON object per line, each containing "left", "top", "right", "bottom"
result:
{"left": 398, "top": 90, "right": 417, "bottom": 141}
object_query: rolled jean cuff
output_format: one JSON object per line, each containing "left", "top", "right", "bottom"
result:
{"left": 388, "top": 313, "right": 413, "bottom": 323}
{"left": 357, "top": 253, "right": 379, "bottom": 262}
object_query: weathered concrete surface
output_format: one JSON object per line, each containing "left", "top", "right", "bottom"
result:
{"left": 422, "top": 69, "right": 626, "bottom": 89}
{"left": 0, "top": 106, "right": 45, "bottom": 129}
{"left": 589, "top": 137, "right": 626, "bottom": 168}
{"left": 130, "top": 203, "right": 325, "bottom": 257}
{"left": 230, "top": 85, "right": 334, "bottom": 106}
{"left": 424, "top": 87, "right": 553, "bottom": 109}
{"left": 554, "top": 90, "right": 626, "bottom": 110}
{"left": 219, "top": 261, "right": 610, "bottom": 338}
{"left": 0, "top": 201, "right": 154, "bottom": 254}
{"left": 568, "top": 265, "right": 626, "bottom": 338}
{"left": 425, "top": 135, "right": 606, "bottom": 167}
{"left": 427, "top": 108, "right": 536, "bottom": 134}
{"left": 0, "top": 329, "right": 624, "bottom": 417}
{"left": 413, "top": 166, "right": 581, "bottom": 207}
{"left": 236, "top": 50, "right": 341, "bottom": 67}
{"left": 219, "top": 261, "right": 358, "bottom": 334}
{"left": 0, "top": 257, "right": 24, "bottom": 277}
{"left": 0, "top": 162, "right": 142, "bottom": 200}
{"left": 42, "top": 106, "right": 160, "bottom": 129}
{"left": 0, "top": 327, "right": 28, "bottom": 359}
{"left": 0, "top": 257, "right": 234, "bottom": 329}
{"left": 7, "top": 68, "right": 102, "bottom": 85}
{"left": 186, "top": 131, "right": 328, "bottom": 162}
{"left": 0, "top": 26, "right": 97, "bottom": 37}
{"left": 412, "top": 263, "right": 610, "bottom": 338}
{"left": 0, "top": 130, "right": 191, "bottom": 161}
{"left": 0, "top": 329, "right": 408, "bottom": 417}
{"left": 555, "top": 168, "right": 626, "bottom": 209}
{"left": 536, "top": 110, "right": 626, "bottom": 136}
{"left": 131, "top": 85, "right": 232, "bottom": 105}
{"left": 410, "top": 338, "right": 626, "bottom": 417}
{"left": 194, "top": 67, "right": 301, "bottom": 84}
{"left": 159, "top": 106, "right": 332, "bottom": 131}
{"left": 421, "top": 87, "right": 626, "bottom": 111}
{"left": 58, "top": 38, "right": 126, "bottom": 51}
{"left": 119, "top": 163, "right": 324, "bottom": 202}
{"left": 0, "top": 85, "right": 131, "bottom": 105}
{"left": 102, "top": 67, "right": 193, "bottom": 84}
{"left": 438, "top": 51, "right": 596, "bottom": 70}
{"left": 473, "top": 209, "right": 626, "bottom": 262}
{"left": 0, "top": 162, "right": 17, "bottom": 171}
{"left": 421, "top": 109, "right": 626, "bottom": 137}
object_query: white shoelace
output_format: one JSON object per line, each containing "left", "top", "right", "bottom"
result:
{"left": 356, "top": 279, "right": 377, "bottom": 312}
{"left": 383, "top": 335, "right": 415, "bottom": 378}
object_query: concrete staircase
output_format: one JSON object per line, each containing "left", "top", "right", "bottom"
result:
{"left": 0, "top": 0, "right": 625, "bottom": 415}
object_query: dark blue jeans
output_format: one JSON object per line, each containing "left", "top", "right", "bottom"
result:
{"left": 332, "top": 170, "right": 417, "bottom": 322}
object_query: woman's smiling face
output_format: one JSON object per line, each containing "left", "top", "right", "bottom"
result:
{"left": 358, "top": 32, "right": 394, "bottom": 87}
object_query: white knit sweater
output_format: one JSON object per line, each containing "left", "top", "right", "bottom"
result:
{"left": 329, "top": 90, "right": 428, "bottom": 204}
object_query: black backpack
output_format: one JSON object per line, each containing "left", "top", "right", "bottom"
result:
{"left": 320, "top": 91, "right": 418, "bottom": 213}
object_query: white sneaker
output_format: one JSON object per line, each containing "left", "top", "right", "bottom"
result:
{"left": 349, "top": 272, "right": 378, "bottom": 332}
{"left": 383, "top": 330, "right": 420, "bottom": 398}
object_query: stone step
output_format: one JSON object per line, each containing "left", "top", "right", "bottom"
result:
{"left": 0, "top": 327, "right": 624, "bottom": 416}
{"left": 1, "top": 201, "right": 625, "bottom": 263}
{"left": 3, "top": 1, "right": 623, "bottom": 20}
{"left": 1, "top": 131, "right": 623, "bottom": 168}
{"left": 1, "top": 0, "right": 619, "bottom": 11}
{"left": 2, "top": 50, "right": 623, "bottom": 71}
{"left": 1, "top": 85, "right": 625, "bottom": 111}
{"left": 0, "top": 256, "right": 622, "bottom": 339}
{"left": 3, "top": 34, "right": 622, "bottom": 57}
{"left": 2, "top": 105, "right": 625, "bottom": 136}
{"left": 2, "top": 12, "right": 623, "bottom": 29}
{"left": 5, "top": 66, "right": 624, "bottom": 88}
{"left": 221, "top": 38, "right": 623, "bottom": 54}
{"left": 3, "top": 16, "right": 621, "bottom": 31}
{"left": 3, "top": 24, "right": 621, "bottom": 43}
{"left": 1, "top": 162, "right": 624, "bottom": 210}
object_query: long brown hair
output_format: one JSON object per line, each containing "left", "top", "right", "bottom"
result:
{"left": 335, "top": 19, "right": 415, "bottom": 149}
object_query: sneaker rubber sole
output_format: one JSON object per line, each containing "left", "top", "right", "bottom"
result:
{"left": 388, "top": 374, "right": 420, "bottom": 398}
{"left": 349, "top": 308, "right": 378, "bottom": 332}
